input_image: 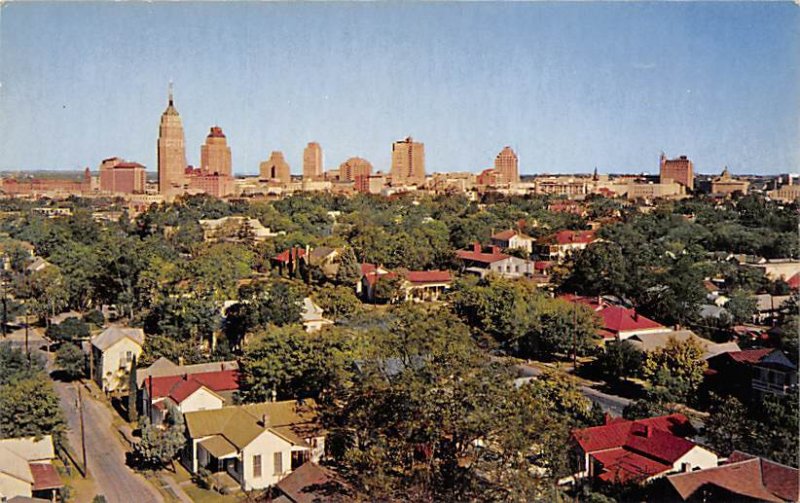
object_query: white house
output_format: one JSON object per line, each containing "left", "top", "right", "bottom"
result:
{"left": 301, "top": 298, "right": 334, "bottom": 332}
{"left": 490, "top": 229, "right": 535, "bottom": 254}
{"left": 90, "top": 326, "right": 145, "bottom": 393}
{"left": 0, "top": 435, "right": 62, "bottom": 501}
{"left": 182, "top": 400, "right": 325, "bottom": 491}
{"left": 456, "top": 243, "right": 535, "bottom": 279}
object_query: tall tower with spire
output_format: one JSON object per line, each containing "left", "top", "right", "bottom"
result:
{"left": 158, "top": 83, "right": 187, "bottom": 195}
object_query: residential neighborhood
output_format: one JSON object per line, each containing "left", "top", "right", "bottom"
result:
{"left": 0, "top": 2, "right": 798, "bottom": 502}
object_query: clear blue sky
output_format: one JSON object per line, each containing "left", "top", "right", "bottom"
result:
{"left": 0, "top": 2, "right": 797, "bottom": 176}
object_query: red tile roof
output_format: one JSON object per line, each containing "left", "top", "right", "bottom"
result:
{"left": 573, "top": 413, "right": 692, "bottom": 454}
{"left": 788, "top": 273, "right": 800, "bottom": 290}
{"left": 405, "top": 270, "right": 452, "bottom": 284}
{"left": 360, "top": 263, "right": 377, "bottom": 276}
{"left": 549, "top": 230, "right": 596, "bottom": 245}
{"left": 456, "top": 243, "right": 509, "bottom": 264}
{"left": 599, "top": 306, "right": 664, "bottom": 337}
{"left": 668, "top": 452, "right": 799, "bottom": 502}
{"left": 30, "top": 462, "right": 63, "bottom": 491}
{"left": 273, "top": 247, "right": 307, "bottom": 263}
{"left": 727, "top": 348, "right": 774, "bottom": 364}
{"left": 574, "top": 414, "right": 698, "bottom": 485}
{"left": 534, "top": 261, "right": 553, "bottom": 271}
{"left": 145, "top": 370, "right": 239, "bottom": 404}
{"left": 594, "top": 448, "right": 672, "bottom": 484}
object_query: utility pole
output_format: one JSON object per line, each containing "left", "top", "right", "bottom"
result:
{"left": 77, "top": 385, "right": 88, "bottom": 478}
{"left": 24, "top": 303, "right": 29, "bottom": 361}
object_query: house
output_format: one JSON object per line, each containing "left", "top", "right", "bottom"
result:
{"left": 306, "top": 247, "right": 339, "bottom": 267}
{"left": 667, "top": 451, "right": 799, "bottom": 502}
{"left": 182, "top": 399, "right": 325, "bottom": 491}
{"left": 535, "top": 230, "right": 596, "bottom": 261}
{"left": 142, "top": 369, "right": 240, "bottom": 424}
{"left": 0, "top": 435, "right": 63, "bottom": 502}
{"left": 705, "top": 348, "right": 798, "bottom": 401}
{"left": 272, "top": 247, "right": 308, "bottom": 275}
{"left": 571, "top": 414, "right": 717, "bottom": 485}
{"left": 400, "top": 270, "right": 452, "bottom": 302}
{"left": 560, "top": 296, "right": 670, "bottom": 343}
{"left": 625, "top": 330, "right": 740, "bottom": 360}
{"left": 136, "top": 357, "right": 239, "bottom": 388}
{"left": 90, "top": 326, "right": 145, "bottom": 393}
{"left": 455, "top": 243, "right": 535, "bottom": 279}
{"left": 25, "top": 257, "right": 52, "bottom": 274}
{"left": 267, "top": 462, "right": 353, "bottom": 503}
{"left": 752, "top": 294, "right": 792, "bottom": 324}
{"left": 198, "top": 216, "right": 284, "bottom": 242}
{"left": 357, "top": 263, "right": 395, "bottom": 300}
{"left": 301, "top": 298, "right": 333, "bottom": 332}
{"left": 490, "top": 229, "right": 534, "bottom": 254}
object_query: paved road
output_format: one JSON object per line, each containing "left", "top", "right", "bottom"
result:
{"left": 511, "top": 360, "right": 631, "bottom": 416}
{"left": 2, "top": 328, "right": 163, "bottom": 503}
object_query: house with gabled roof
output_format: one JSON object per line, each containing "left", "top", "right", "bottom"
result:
{"left": 490, "top": 229, "right": 534, "bottom": 254}
{"left": 182, "top": 399, "right": 325, "bottom": 491}
{"left": 571, "top": 414, "right": 717, "bottom": 485}
{"left": 535, "top": 229, "right": 596, "bottom": 261}
{"left": 456, "top": 243, "right": 534, "bottom": 279}
{"left": 90, "top": 326, "right": 145, "bottom": 393}
{"left": 0, "top": 435, "right": 63, "bottom": 502}
{"left": 136, "top": 357, "right": 239, "bottom": 388}
{"left": 142, "top": 369, "right": 240, "bottom": 424}
{"left": 667, "top": 451, "right": 799, "bottom": 502}
{"left": 705, "top": 348, "right": 798, "bottom": 401}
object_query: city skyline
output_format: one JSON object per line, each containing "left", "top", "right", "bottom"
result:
{"left": 1, "top": 2, "right": 798, "bottom": 176}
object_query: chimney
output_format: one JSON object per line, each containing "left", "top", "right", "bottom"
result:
{"left": 490, "top": 245, "right": 500, "bottom": 255}
{"left": 261, "top": 413, "right": 270, "bottom": 427}
{"left": 178, "top": 356, "right": 185, "bottom": 366}
{"left": 788, "top": 174, "right": 793, "bottom": 186}
{"left": 632, "top": 309, "right": 639, "bottom": 321}
{"left": 473, "top": 242, "right": 481, "bottom": 253}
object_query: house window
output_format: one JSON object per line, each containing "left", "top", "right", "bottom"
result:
{"left": 273, "top": 452, "right": 283, "bottom": 475}
{"left": 253, "top": 454, "right": 262, "bottom": 478}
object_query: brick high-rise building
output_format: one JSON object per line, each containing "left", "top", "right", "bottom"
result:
{"left": 200, "top": 126, "right": 231, "bottom": 177}
{"left": 259, "top": 151, "right": 291, "bottom": 183}
{"left": 157, "top": 86, "right": 187, "bottom": 195}
{"left": 303, "top": 142, "right": 323, "bottom": 181}
{"left": 659, "top": 153, "right": 694, "bottom": 191}
{"left": 494, "top": 146, "right": 519, "bottom": 184}
{"left": 391, "top": 137, "right": 425, "bottom": 185}
{"left": 99, "top": 157, "right": 147, "bottom": 194}
{"left": 339, "top": 157, "right": 373, "bottom": 182}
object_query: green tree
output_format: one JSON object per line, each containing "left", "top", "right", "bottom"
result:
{"left": 563, "top": 241, "right": 627, "bottom": 297}
{"left": 597, "top": 340, "right": 643, "bottom": 382}
{"left": 725, "top": 289, "right": 758, "bottom": 324}
{"left": 55, "top": 343, "right": 85, "bottom": 381}
{"left": 371, "top": 275, "right": 404, "bottom": 304}
{"left": 335, "top": 247, "right": 361, "bottom": 287}
{"left": 0, "top": 377, "right": 65, "bottom": 439}
{"left": 703, "top": 395, "right": 756, "bottom": 456}
{"left": 312, "top": 285, "right": 362, "bottom": 321}
{"left": 134, "top": 407, "right": 185, "bottom": 471}
{"left": 128, "top": 355, "right": 138, "bottom": 423}
{"left": 642, "top": 336, "right": 707, "bottom": 403}
{"left": 45, "top": 317, "right": 89, "bottom": 344}
{"left": 0, "top": 342, "right": 43, "bottom": 385}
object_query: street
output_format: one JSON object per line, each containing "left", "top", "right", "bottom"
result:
{"left": 3, "top": 327, "right": 163, "bottom": 503}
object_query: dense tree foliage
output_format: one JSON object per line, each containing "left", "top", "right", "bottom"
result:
{"left": 0, "top": 344, "right": 65, "bottom": 440}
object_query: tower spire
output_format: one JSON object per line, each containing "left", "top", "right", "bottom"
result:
{"left": 168, "top": 81, "right": 174, "bottom": 106}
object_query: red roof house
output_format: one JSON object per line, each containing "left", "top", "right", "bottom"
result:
{"left": 143, "top": 369, "right": 240, "bottom": 423}
{"left": 667, "top": 451, "right": 799, "bottom": 502}
{"left": 572, "top": 414, "right": 716, "bottom": 485}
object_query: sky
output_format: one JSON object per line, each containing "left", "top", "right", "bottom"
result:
{"left": 0, "top": 2, "right": 797, "bottom": 176}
